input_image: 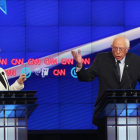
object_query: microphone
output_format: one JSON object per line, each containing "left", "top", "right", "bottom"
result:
{"left": 2, "top": 72, "right": 9, "bottom": 91}
{"left": 125, "top": 65, "right": 132, "bottom": 90}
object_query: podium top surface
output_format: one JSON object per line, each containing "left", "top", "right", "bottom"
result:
{"left": 0, "top": 90, "right": 37, "bottom": 97}
{"left": 94, "top": 89, "right": 140, "bottom": 119}
{"left": 0, "top": 91, "right": 38, "bottom": 118}
{"left": 95, "top": 89, "right": 140, "bottom": 107}
{"left": 0, "top": 91, "right": 38, "bottom": 117}
{"left": 0, "top": 91, "right": 38, "bottom": 104}
{"left": 105, "top": 89, "right": 140, "bottom": 95}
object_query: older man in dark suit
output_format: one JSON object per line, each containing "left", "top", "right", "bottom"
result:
{"left": 71, "top": 35, "right": 140, "bottom": 140}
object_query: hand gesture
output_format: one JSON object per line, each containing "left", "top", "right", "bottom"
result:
{"left": 71, "top": 49, "right": 82, "bottom": 68}
{"left": 17, "top": 74, "right": 26, "bottom": 85}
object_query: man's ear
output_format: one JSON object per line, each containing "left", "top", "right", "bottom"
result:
{"left": 126, "top": 47, "right": 130, "bottom": 52}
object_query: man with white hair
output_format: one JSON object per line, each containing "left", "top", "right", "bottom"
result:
{"left": 71, "top": 35, "right": 140, "bottom": 140}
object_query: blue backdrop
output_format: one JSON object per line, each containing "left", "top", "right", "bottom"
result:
{"left": 0, "top": 0, "right": 140, "bottom": 130}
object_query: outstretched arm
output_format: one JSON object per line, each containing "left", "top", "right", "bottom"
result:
{"left": 71, "top": 49, "right": 99, "bottom": 82}
{"left": 10, "top": 74, "right": 26, "bottom": 90}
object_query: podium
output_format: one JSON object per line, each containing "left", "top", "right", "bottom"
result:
{"left": 94, "top": 89, "right": 140, "bottom": 140}
{"left": 0, "top": 91, "right": 38, "bottom": 140}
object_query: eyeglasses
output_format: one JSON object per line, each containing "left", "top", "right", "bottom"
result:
{"left": 111, "top": 46, "right": 128, "bottom": 52}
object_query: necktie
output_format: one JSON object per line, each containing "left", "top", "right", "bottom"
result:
{"left": 117, "top": 61, "right": 121, "bottom": 81}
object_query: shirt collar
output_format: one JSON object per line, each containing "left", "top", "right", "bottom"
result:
{"left": 115, "top": 56, "right": 126, "bottom": 64}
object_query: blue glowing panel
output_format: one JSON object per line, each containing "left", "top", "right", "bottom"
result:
{"left": 59, "top": 1, "right": 91, "bottom": 25}
{"left": 26, "top": 27, "right": 58, "bottom": 52}
{"left": 125, "top": 1, "right": 140, "bottom": 26}
{"left": 0, "top": 52, "right": 25, "bottom": 69}
{"left": 59, "top": 0, "right": 91, "bottom": 1}
{"left": 60, "top": 104, "right": 93, "bottom": 129}
{"left": 25, "top": 52, "right": 60, "bottom": 78}
{"left": 125, "top": 26, "right": 139, "bottom": 31}
{"left": 0, "top": 27, "right": 25, "bottom": 52}
{"left": 24, "top": 52, "right": 55, "bottom": 62}
{"left": 26, "top": 1, "right": 58, "bottom": 26}
{"left": 59, "top": 77, "right": 93, "bottom": 104}
{"left": 28, "top": 104, "right": 59, "bottom": 130}
{"left": 127, "top": 36, "right": 140, "bottom": 55}
{"left": 24, "top": 77, "right": 59, "bottom": 104}
{"left": 130, "top": 42, "right": 140, "bottom": 55}
{"left": 59, "top": 26, "right": 91, "bottom": 51}
{"left": 0, "top": 0, "right": 7, "bottom": 15}
{"left": 92, "top": 1, "right": 124, "bottom": 26}
{"left": 92, "top": 26, "right": 124, "bottom": 42}
{"left": 23, "top": 66, "right": 60, "bottom": 78}
{"left": 2, "top": 0, "right": 140, "bottom": 131}
{"left": 0, "top": 1, "right": 25, "bottom": 26}
{"left": 92, "top": 0, "right": 125, "bottom": 1}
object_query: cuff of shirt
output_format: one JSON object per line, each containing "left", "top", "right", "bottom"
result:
{"left": 76, "top": 66, "right": 82, "bottom": 72}
{"left": 15, "top": 80, "right": 24, "bottom": 89}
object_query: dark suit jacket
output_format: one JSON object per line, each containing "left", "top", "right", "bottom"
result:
{"left": 76, "top": 52, "right": 140, "bottom": 125}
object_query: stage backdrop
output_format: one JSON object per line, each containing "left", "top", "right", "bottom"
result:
{"left": 0, "top": 0, "right": 140, "bottom": 130}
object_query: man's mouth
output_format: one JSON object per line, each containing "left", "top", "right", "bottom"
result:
{"left": 116, "top": 56, "right": 121, "bottom": 59}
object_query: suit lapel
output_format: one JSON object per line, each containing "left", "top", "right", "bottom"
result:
{"left": 121, "top": 53, "right": 132, "bottom": 83}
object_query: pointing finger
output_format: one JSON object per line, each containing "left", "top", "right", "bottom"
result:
{"left": 71, "top": 51, "right": 75, "bottom": 57}
{"left": 78, "top": 49, "right": 81, "bottom": 55}
{"left": 71, "top": 51, "right": 77, "bottom": 58}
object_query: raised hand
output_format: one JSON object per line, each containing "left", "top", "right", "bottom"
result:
{"left": 71, "top": 49, "right": 82, "bottom": 68}
{"left": 17, "top": 74, "right": 26, "bottom": 85}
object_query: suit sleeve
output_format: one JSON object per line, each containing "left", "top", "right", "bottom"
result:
{"left": 9, "top": 80, "right": 24, "bottom": 90}
{"left": 76, "top": 54, "right": 99, "bottom": 82}
{"left": 3, "top": 70, "right": 24, "bottom": 90}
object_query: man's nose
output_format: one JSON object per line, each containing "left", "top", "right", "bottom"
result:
{"left": 117, "top": 48, "right": 120, "bottom": 53}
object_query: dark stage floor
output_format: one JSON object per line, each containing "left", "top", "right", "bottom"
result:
{"left": 28, "top": 130, "right": 98, "bottom": 140}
